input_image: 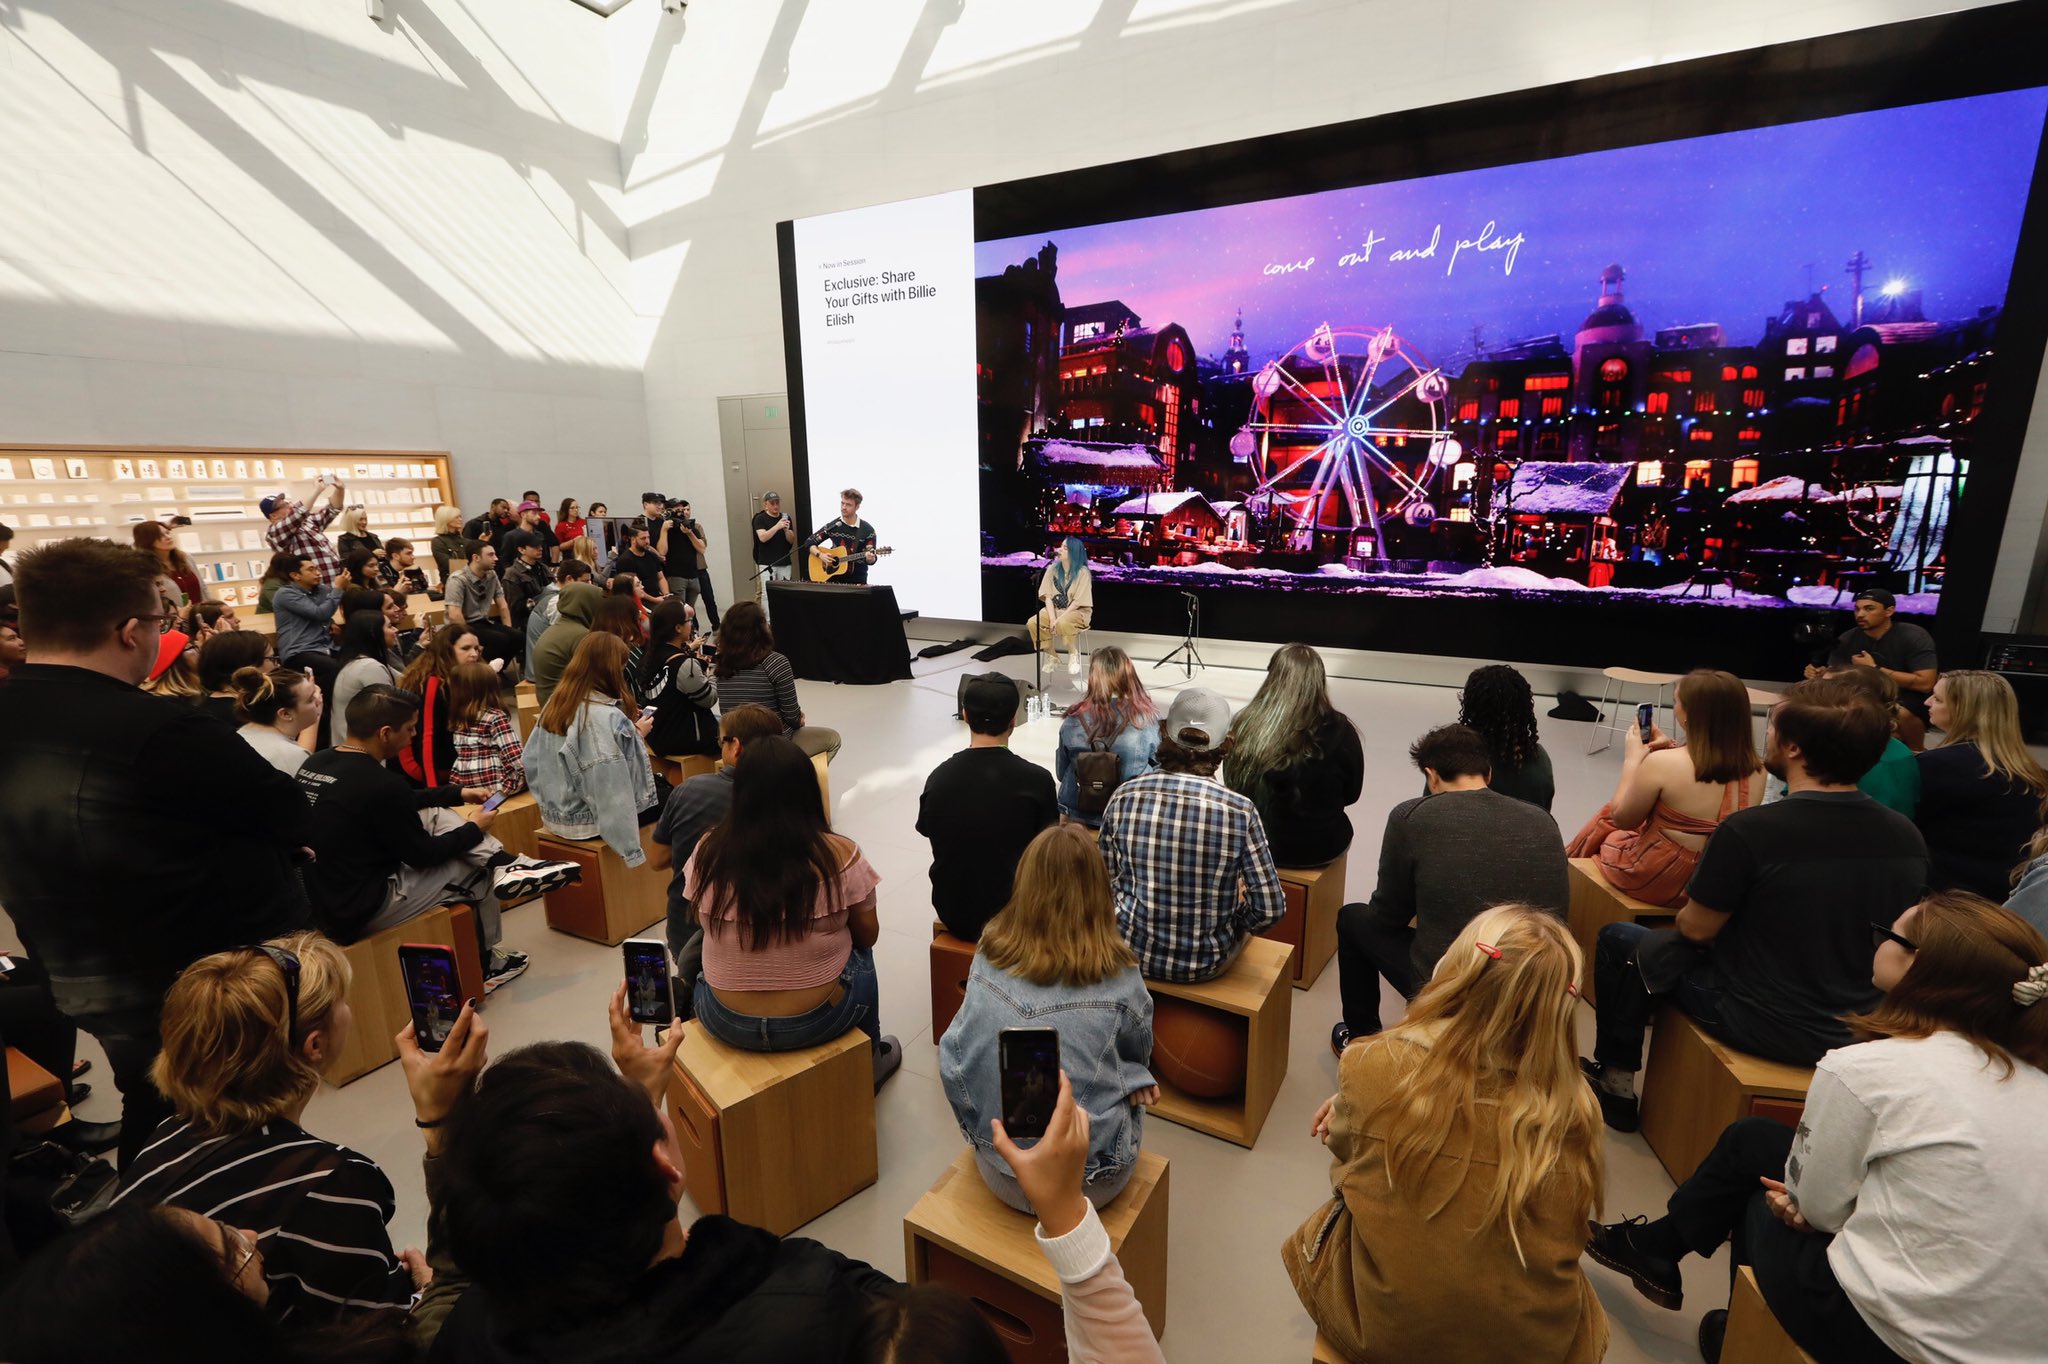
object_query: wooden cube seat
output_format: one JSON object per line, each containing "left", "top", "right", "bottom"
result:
{"left": 1639, "top": 1008, "right": 1813, "bottom": 1184}
{"left": 1725, "top": 1266, "right": 1820, "bottom": 1364}
{"left": 491, "top": 791, "right": 544, "bottom": 861}
{"left": 1144, "top": 936, "right": 1292, "bottom": 1148}
{"left": 665, "top": 1020, "right": 877, "bottom": 1236}
{"left": 904, "top": 1147, "right": 1168, "bottom": 1363}
{"left": 331, "top": 905, "right": 483, "bottom": 1087}
{"left": 535, "top": 824, "right": 668, "bottom": 945}
{"left": 514, "top": 689, "right": 541, "bottom": 741}
{"left": 7, "top": 1046, "right": 69, "bottom": 1136}
{"left": 1566, "top": 858, "right": 1675, "bottom": 1004}
{"left": 930, "top": 922, "right": 975, "bottom": 1045}
{"left": 1262, "top": 850, "right": 1347, "bottom": 989}
{"left": 651, "top": 752, "right": 718, "bottom": 787}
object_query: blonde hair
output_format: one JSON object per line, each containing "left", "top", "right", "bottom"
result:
{"left": 434, "top": 505, "right": 464, "bottom": 536}
{"left": 1935, "top": 670, "right": 2048, "bottom": 797}
{"left": 978, "top": 825, "right": 1135, "bottom": 987}
{"left": 335, "top": 506, "right": 367, "bottom": 536}
{"left": 1360, "top": 905, "right": 1602, "bottom": 1266}
{"left": 151, "top": 931, "right": 351, "bottom": 1132}
{"left": 144, "top": 650, "right": 204, "bottom": 699}
{"left": 564, "top": 535, "right": 596, "bottom": 567}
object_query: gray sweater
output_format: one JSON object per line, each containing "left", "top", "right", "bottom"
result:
{"left": 1365, "top": 787, "right": 1569, "bottom": 978}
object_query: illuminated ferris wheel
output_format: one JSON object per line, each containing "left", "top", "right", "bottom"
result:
{"left": 1230, "top": 324, "right": 1458, "bottom": 551}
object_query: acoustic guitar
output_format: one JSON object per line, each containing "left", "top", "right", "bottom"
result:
{"left": 807, "top": 544, "right": 893, "bottom": 582}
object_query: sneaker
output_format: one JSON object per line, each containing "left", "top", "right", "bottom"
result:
{"left": 1579, "top": 1057, "right": 1641, "bottom": 1132}
{"left": 1698, "top": 1308, "right": 1728, "bottom": 1363}
{"left": 483, "top": 949, "right": 530, "bottom": 994}
{"left": 872, "top": 1035, "right": 903, "bottom": 1092}
{"left": 494, "top": 857, "right": 580, "bottom": 908}
{"left": 1330, "top": 1022, "right": 1353, "bottom": 1058}
{"left": 1584, "top": 1217, "right": 1684, "bottom": 1310}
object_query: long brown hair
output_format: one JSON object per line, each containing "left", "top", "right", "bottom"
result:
{"left": 1676, "top": 668, "right": 1760, "bottom": 785}
{"left": 590, "top": 594, "right": 644, "bottom": 646}
{"left": 979, "top": 825, "right": 1136, "bottom": 988}
{"left": 447, "top": 662, "right": 506, "bottom": 729}
{"left": 1856, "top": 891, "right": 2048, "bottom": 1077}
{"left": 538, "top": 632, "right": 637, "bottom": 735}
{"left": 714, "top": 601, "right": 774, "bottom": 678}
{"left": 1934, "top": 670, "right": 2048, "bottom": 798}
{"left": 1070, "top": 646, "right": 1156, "bottom": 744}
{"left": 398, "top": 622, "right": 475, "bottom": 695}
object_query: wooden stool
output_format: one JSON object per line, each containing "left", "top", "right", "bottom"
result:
{"left": 7, "top": 1047, "right": 70, "bottom": 1137}
{"left": 514, "top": 688, "right": 541, "bottom": 741}
{"left": 1566, "top": 858, "right": 1675, "bottom": 1005}
{"left": 1146, "top": 937, "right": 1292, "bottom": 1147}
{"left": 1262, "top": 850, "right": 1347, "bottom": 989}
{"left": 905, "top": 1147, "right": 1168, "bottom": 1362}
{"left": 814, "top": 750, "right": 832, "bottom": 819}
{"left": 1639, "top": 1008, "right": 1812, "bottom": 1184}
{"left": 1586, "top": 666, "right": 1682, "bottom": 755}
{"left": 492, "top": 791, "right": 544, "bottom": 861}
{"left": 930, "top": 921, "right": 975, "bottom": 1044}
{"left": 652, "top": 752, "right": 717, "bottom": 786}
{"left": 1725, "top": 1265, "right": 1820, "bottom": 1364}
{"left": 665, "top": 1021, "right": 877, "bottom": 1235}
{"left": 331, "top": 905, "right": 482, "bottom": 1086}
{"left": 536, "top": 824, "right": 669, "bottom": 945}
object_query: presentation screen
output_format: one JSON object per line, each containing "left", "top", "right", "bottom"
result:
{"left": 781, "top": 8, "right": 2048, "bottom": 674}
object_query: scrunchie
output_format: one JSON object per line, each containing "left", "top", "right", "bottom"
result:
{"left": 2012, "top": 962, "right": 2048, "bottom": 1008}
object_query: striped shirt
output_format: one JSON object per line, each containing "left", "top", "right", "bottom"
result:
{"left": 716, "top": 652, "right": 802, "bottom": 731}
{"left": 114, "top": 1117, "right": 412, "bottom": 1321}
{"left": 1099, "top": 770, "right": 1287, "bottom": 982}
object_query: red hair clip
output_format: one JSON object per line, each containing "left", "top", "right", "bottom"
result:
{"left": 1474, "top": 942, "right": 1503, "bottom": 961}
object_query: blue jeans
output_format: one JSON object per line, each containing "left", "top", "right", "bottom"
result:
{"left": 692, "top": 946, "right": 880, "bottom": 1052}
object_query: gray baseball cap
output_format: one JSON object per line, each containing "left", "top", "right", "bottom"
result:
{"left": 1163, "top": 687, "right": 1233, "bottom": 751}
{"left": 760, "top": 490, "right": 782, "bottom": 503}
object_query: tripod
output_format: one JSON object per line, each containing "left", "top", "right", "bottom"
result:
{"left": 1154, "top": 591, "right": 1204, "bottom": 679}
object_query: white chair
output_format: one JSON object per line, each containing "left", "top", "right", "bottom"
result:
{"left": 1585, "top": 666, "right": 1684, "bottom": 755}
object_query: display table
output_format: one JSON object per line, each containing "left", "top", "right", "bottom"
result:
{"left": 767, "top": 581, "right": 913, "bottom": 685}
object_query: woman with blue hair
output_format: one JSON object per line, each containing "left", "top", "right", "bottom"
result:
{"left": 1028, "top": 536, "right": 1094, "bottom": 675}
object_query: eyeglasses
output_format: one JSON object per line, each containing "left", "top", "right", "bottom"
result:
{"left": 1474, "top": 941, "right": 1581, "bottom": 998}
{"left": 1871, "top": 922, "right": 1919, "bottom": 954}
{"left": 217, "top": 1222, "right": 259, "bottom": 1283}
{"left": 248, "top": 945, "right": 301, "bottom": 1040}
{"left": 130, "top": 613, "right": 177, "bottom": 635}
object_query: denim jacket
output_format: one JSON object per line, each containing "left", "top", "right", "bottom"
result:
{"left": 521, "top": 695, "right": 656, "bottom": 865}
{"left": 939, "top": 954, "right": 1155, "bottom": 1193}
{"left": 1054, "top": 712, "right": 1160, "bottom": 826}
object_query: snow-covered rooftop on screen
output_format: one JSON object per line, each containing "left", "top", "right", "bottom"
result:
{"left": 1030, "top": 439, "right": 1165, "bottom": 472}
{"left": 1502, "top": 461, "right": 1631, "bottom": 516}
{"left": 1111, "top": 489, "right": 1217, "bottom": 517}
{"left": 1726, "top": 475, "right": 1836, "bottom": 504}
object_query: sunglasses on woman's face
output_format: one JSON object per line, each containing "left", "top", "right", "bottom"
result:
{"left": 1870, "top": 922, "right": 1919, "bottom": 954}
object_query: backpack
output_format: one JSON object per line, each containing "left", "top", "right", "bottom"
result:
{"left": 1072, "top": 740, "right": 1123, "bottom": 819}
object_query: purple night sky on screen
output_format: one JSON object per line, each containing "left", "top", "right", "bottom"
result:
{"left": 977, "top": 88, "right": 2048, "bottom": 365}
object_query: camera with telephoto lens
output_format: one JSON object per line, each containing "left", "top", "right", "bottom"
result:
{"left": 1791, "top": 611, "right": 1836, "bottom": 667}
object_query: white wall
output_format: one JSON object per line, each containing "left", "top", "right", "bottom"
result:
{"left": 611, "top": 0, "right": 2046, "bottom": 625}
{"left": 0, "top": 0, "right": 653, "bottom": 514}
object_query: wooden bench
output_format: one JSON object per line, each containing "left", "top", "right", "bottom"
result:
{"left": 1566, "top": 858, "right": 1675, "bottom": 1004}
{"left": 1261, "top": 851, "right": 1346, "bottom": 989}
{"left": 930, "top": 921, "right": 974, "bottom": 1044}
{"left": 904, "top": 1147, "right": 1168, "bottom": 1362}
{"left": 1145, "top": 936, "right": 1292, "bottom": 1148}
{"left": 331, "top": 905, "right": 483, "bottom": 1086}
{"left": 665, "top": 1021, "right": 877, "bottom": 1236}
{"left": 1639, "top": 1008, "right": 1813, "bottom": 1184}
{"left": 7, "top": 1047, "right": 70, "bottom": 1137}
{"left": 1725, "top": 1265, "right": 1820, "bottom": 1364}
{"left": 535, "top": 823, "right": 668, "bottom": 945}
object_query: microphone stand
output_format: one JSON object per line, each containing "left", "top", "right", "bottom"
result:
{"left": 1154, "top": 592, "right": 1204, "bottom": 679}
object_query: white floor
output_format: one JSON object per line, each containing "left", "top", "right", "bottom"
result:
{"left": 56, "top": 644, "right": 1730, "bottom": 1362}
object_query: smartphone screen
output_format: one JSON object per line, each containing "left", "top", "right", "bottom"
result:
{"left": 998, "top": 1027, "right": 1063, "bottom": 1141}
{"left": 480, "top": 792, "right": 508, "bottom": 813}
{"left": 622, "top": 938, "right": 676, "bottom": 1025}
{"left": 1636, "top": 702, "right": 1656, "bottom": 741}
{"left": 398, "top": 945, "right": 462, "bottom": 1052}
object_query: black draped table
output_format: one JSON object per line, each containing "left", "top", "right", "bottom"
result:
{"left": 767, "top": 581, "right": 914, "bottom": 685}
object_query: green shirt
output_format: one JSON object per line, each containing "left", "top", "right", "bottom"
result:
{"left": 1858, "top": 736, "right": 1920, "bottom": 819}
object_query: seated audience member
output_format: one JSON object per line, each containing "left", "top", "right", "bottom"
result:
{"left": 683, "top": 736, "right": 902, "bottom": 1087}
{"left": 1028, "top": 536, "right": 1094, "bottom": 674}
{"left": 1825, "top": 665, "right": 1920, "bottom": 816}
{"left": 255, "top": 550, "right": 302, "bottom": 614}
{"left": 296, "top": 684, "right": 566, "bottom": 990}
{"left": 1582, "top": 679, "right": 1929, "bottom": 1130}
{"left": 198, "top": 628, "right": 279, "bottom": 727}
{"left": 524, "top": 556, "right": 592, "bottom": 676}
{"left": 145, "top": 628, "right": 205, "bottom": 700}
{"left": 184, "top": 598, "right": 242, "bottom": 643}
{"left": 590, "top": 591, "right": 648, "bottom": 696}
{"left": 0, "top": 539, "right": 314, "bottom": 1168}
{"left": 941, "top": 825, "right": 1155, "bottom": 1211}
{"left": 1293, "top": 906, "right": 1606, "bottom": 1364}
{"left": 1334, "top": 723, "right": 1568, "bottom": 1053}
{"left": 0, "top": 613, "right": 23, "bottom": 685}
{"left": 639, "top": 598, "right": 719, "bottom": 757}
{"left": 1806, "top": 586, "right": 1937, "bottom": 717}
{"left": 447, "top": 661, "right": 526, "bottom": 798}
{"left": 328, "top": 610, "right": 400, "bottom": 748}
{"left": 0, "top": 951, "right": 114, "bottom": 1154}
{"left": 1916, "top": 669, "right": 2048, "bottom": 899}
{"left": 653, "top": 704, "right": 785, "bottom": 987}
{"left": 383, "top": 536, "right": 432, "bottom": 597}
{"left": 500, "top": 531, "right": 552, "bottom": 636}
{"left": 1566, "top": 669, "right": 1765, "bottom": 908}
{"left": 531, "top": 578, "right": 600, "bottom": 705}
{"left": 112, "top": 933, "right": 424, "bottom": 1321}
{"left": 1054, "top": 647, "right": 1160, "bottom": 827}
{"left": 333, "top": 505, "right": 383, "bottom": 565}
{"left": 1456, "top": 663, "right": 1555, "bottom": 811}
{"left": 378, "top": 589, "right": 423, "bottom": 663}
{"left": 1588, "top": 892, "right": 2048, "bottom": 1364}
{"left": 235, "top": 667, "right": 322, "bottom": 776}
{"left": 918, "top": 673, "right": 1058, "bottom": 941}
{"left": 442, "top": 541, "right": 522, "bottom": 674}
{"left": 523, "top": 633, "right": 660, "bottom": 864}
{"left": 712, "top": 601, "right": 841, "bottom": 761}
{"left": 272, "top": 553, "right": 347, "bottom": 705}
{"left": 429, "top": 506, "right": 466, "bottom": 586}
{"left": 2008, "top": 826, "right": 2048, "bottom": 939}
{"left": 1221, "top": 643, "right": 1363, "bottom": 868}
{"left": 398, "top": 1008, "right": 902, "bottom": 1361}
{"left": 1101, "top": 687, "right": 1284, "bottom": 983}
{"left": 0, "top": 1203, "right": 414, "bottom": 1364}
{"left": 394, "top": 623, "right": 485, "bottom": 787}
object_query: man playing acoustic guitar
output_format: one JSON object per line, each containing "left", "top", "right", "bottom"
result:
{"left": 807, "top": 488, "right": 885, "bottom": 584}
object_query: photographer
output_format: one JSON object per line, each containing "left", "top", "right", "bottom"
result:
{"left": 661, "top": 497, "right": 706, "bottom": 614}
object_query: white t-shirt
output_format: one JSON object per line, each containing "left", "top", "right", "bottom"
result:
{"left": 1789, "top": 1029, "right": 2048, "bottom": 1364}
{"left": 239, "top": 723, "right": 308, "bottom": 776}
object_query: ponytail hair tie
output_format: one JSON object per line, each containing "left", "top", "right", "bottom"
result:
{"left": 2013, "top": 962, "right": 2048, "bottom": 1008}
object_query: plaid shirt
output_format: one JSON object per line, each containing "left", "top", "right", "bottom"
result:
{"left": 1099, "top": 770, "right": 1285, "bottom": 982}
{"left": 450, "top": 708, "right": 526, "bottom": 796}
{"left": 265, "top": 499, "right": 341, "bottom": 585}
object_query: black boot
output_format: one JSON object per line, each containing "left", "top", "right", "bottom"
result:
{"left": 1584, "top": 1216, "right": 1684, "bottom": 1310}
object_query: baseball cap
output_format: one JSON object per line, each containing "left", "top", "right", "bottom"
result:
{"left": 259, "top": 495, "right": 284, "bottom": 517}
{"left": 1163, "top": 687, "right": 1233, "bottom": 752}
{"left": 151, "top": 629, "right": 192, "bottom": 683}
{"left": 1853, "top": 586, "right": 1897, "bottom": 609}
{"left": 960, "top": 673, "right": 1020, "bottom": 729}
{"left": 761, "top": 490, "right": 782, "bottom": 503}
